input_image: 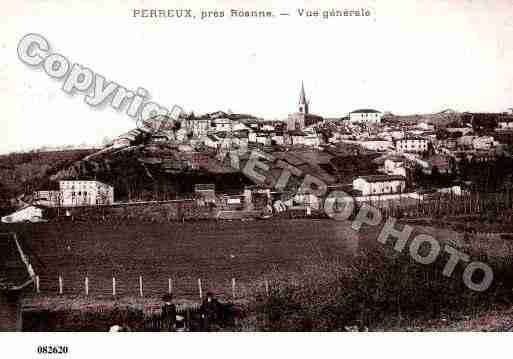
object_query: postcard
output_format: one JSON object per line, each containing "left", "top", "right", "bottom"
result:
{"left": 1, "top": 0, "right": 513, "bottom": 358}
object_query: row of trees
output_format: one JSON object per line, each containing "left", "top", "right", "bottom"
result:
{"left": 408, "top": 154, "right": 513, "bottom": 192}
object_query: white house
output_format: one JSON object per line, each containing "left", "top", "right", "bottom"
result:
{"left": 210, "top": 118, "right": 251, "bottom": 133}
{"left": 417, "top": 122, "right": 435, "bottom": 131}
{"left": 194, "top": 183, "right": 216, "bottom": 203}
{"left": 1, "top": 205, "right": 45, "bottom": 223}
{"left": 59, "top": 180, "right": 114, "bottom": 207}
{"left": 457, "top": 135, "right": 476, "bottom": 148}
{"left": 472, "top": 136, "right": 495, "bottom": 150}
{"left": 358, "top": 139, "right": 394, "bottom": 151}
{"left": 283, "top": 193, "right": 321, "bottom": 210}
{"left": 182, "top": 118, "right": 210, "bottom": 138}
{"left": 352, "top": 175, "right": 406, "bottom": 196}
{"left": 33, "top": 190, "right": 61, "bottom": 207}
{"left": 208, "top": 133, "right": 249, "bottom": 150}
{"left": 286, "top": 131, "right": 308, "bottom": 146}
{"left": 498, "top": 120, "right": 513, "bottom": 129}
{"left": 384, "top": 159, "right": 407, "bottom": 177}
{"left": 303, "top": 133, "right": 321, "bottom": 147}
{"left": 204, "top": 134, "right": 222, "bottom": 149}
{"left": 349, "top": 109, "right": 383, "bottom": 124}
{"left": 395, "top": 137, "right": 429, "bottom": 153}
{"left": 389, "top": 131, "right": 405, "bottom": 140}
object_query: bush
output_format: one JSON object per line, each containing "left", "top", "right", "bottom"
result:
{"left": 245, "top": 242, "right": 513, "bottom": 331}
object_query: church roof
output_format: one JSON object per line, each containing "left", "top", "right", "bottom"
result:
{"left": 299, "top": 81, "right": 307, "bottom": 105}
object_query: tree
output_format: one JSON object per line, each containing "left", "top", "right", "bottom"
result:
{"left": 102, "top": 136, "right": 113, "bottom": 147}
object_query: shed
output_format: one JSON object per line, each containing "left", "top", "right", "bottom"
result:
{"left": 0, "top": 233, "right": 35, "bottom": 331}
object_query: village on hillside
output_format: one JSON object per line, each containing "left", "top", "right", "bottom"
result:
{"left": 2, "top": 82, "right": 513, "bottom": 224}
{"left": 2, "top": 82, "right": 513, "bottom": 332}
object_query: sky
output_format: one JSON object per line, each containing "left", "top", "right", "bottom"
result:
{"left": 1, "top": 0, "right": 512, "bottom": 153}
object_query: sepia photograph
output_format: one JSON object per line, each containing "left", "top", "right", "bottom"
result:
{"left": 1, "top": 0, "right": 513, "bottom": 357}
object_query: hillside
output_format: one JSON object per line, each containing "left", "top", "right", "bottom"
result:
{"left": 0, "top": 110, "right": 264, "bottom": 206}
{"left": 0, "top": 149, "right": 97, "bottom": 214}
{"left": 386, "top": 109, "right": 463, "bottom": 127}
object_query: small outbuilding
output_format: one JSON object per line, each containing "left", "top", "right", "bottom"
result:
{"left": 0, "top": 232, "right": 36, "bottom": 331}
{"left": 1, "top": 205, "right": 45, "bottom": 224}
{"left": 353, "top": 175, "right": 406, "bottom": 196}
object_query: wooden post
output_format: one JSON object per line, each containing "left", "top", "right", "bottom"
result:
{"left": 58, "top": 275, "right": 63, "bottom": 295}
{"left": 139, "top": 276, "right": 143, "bottom": 298}
{"left": 112, "top": 277, "right": 116, "bottom": 297}
{"left": 168, "top": 278, "right": 173, "bottom": 294}
{"left": 85, "top": 277, "right": 89, "bottom": 296}
{"left": 35, "top": 275, "right": 40, "bottom": 293}
{"left": 198, "top": 278, "right": 203, "bottom": 300}
{"left": 232, "top": 278, "right": 236, "bottom": 300}
{"left": 265, "top": 279, "right": 269, "bottom": 296}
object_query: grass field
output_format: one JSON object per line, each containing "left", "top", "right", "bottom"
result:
{"left": 8, "top": 217, "right": 513, "bottom": 331}
{"left": 6, "top": 219, "right": 364, "bottom": 301}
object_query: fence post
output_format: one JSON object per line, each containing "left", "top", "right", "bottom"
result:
{"left": 85, "top": 277, "right": 89, "bottom": 296}
{"left": 168, "top": 278, "right": 173, "bottom": 294}
{"left": 35, "top": 275, "right": 40, "bottom": 293}
{"left": 198, "top": 278, "right": 203, "bottom": 300}
{"left": 58, "top": 275, "right": 63, "bottom": 295}
{"left": 265, "top": 279, "right": 269, "bottom": 297}
{"left": 139, "top": 276, "right": 143, "bottom": 298}
{"left": 232, "top": 278, "right": 236, "bottom": 300}
{"left": 112, "top": 277, "right": 116, "bottom": 297}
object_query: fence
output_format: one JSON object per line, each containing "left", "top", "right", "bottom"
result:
{"left": 32, "top": 275, "right": 271, "bottom": 301}
{"left": 355, "top": 191, "right": 513, "bottom": 220}
{"left": 26, "top": 275, "right": 267, "bottom": 331}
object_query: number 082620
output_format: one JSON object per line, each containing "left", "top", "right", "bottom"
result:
{"left": 36, "top": 345, "right": 69, "bottom": 355}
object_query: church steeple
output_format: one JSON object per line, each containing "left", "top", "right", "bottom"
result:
{"left": 298, "top": 81, "right": 309, "bottom": 114}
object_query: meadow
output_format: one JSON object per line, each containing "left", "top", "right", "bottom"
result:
{"left": 9, "top": 219, "right": 362, "bottom": 300}
{"left": 7, "top": 217, "right": 513, "bottom": 331}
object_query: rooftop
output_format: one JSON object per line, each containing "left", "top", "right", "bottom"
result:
{"left": 350, "top": 109, "right": 381, "bottom": 114}
{"left": 357, "top": 175, "right": 406, "bottom": 183}
{"left": 194, "top": 183, "right": 215, "bottom": 191}
{"left": 0, "top": 233, "right": 34, "bottom": 291}
{"left": 396, "top": 136, "right": 428, "bottom": 141}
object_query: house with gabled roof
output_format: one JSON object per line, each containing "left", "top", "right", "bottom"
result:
{"left": 352, "top": 175, "right": 406, "bottom": 196}
{"left": 349, "top": 109, "right": 383, "bottom": 124}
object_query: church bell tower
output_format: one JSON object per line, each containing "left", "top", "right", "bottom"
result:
{"left": 298, "top": 81, "right": 309, "bottom": 115}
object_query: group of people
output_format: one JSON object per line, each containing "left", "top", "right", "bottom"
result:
{"left": 161, "top": 292, "right": 224, "bottom": 332}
